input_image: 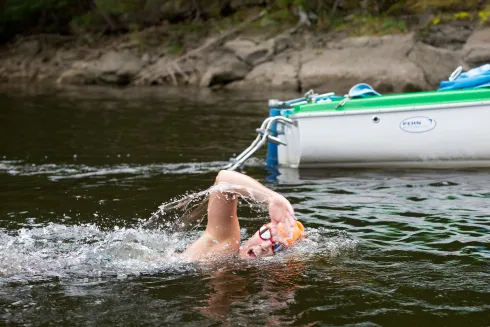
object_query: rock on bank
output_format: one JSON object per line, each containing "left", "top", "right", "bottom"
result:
{"left": 1, "top": 26, "right": 488, "bottom": 94}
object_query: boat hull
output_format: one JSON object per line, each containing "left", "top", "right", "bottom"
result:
{"left": 277, "top": 101, "right": 490, "bottom": 168}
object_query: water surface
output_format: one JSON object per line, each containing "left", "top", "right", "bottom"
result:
{"left": 1, "top": 85, "right": 489, "bottom": 326}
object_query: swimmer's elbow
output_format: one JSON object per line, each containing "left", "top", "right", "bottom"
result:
{"left": 215, "top": 170, "right": 236, "bottom": 185}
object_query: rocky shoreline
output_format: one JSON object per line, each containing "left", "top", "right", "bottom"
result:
{"left": 0, "top": 23, "right": 489, "bottom": 95}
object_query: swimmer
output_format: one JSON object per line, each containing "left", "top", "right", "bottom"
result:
{"left": 183, "top": 170, "right": 305, "bottom": 261}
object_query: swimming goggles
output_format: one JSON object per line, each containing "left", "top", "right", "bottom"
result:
{"left": 258, "top": 225, "right": 285, "bottom": 254}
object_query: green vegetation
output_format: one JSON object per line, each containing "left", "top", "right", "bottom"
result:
{"left": 332, "top": 15, "right": 407, "bottom": 36}
{"left": 0, "top": 0, "right": 488, "bottom": 43}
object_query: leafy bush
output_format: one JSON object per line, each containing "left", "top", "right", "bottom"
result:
{"left": 0, "top": 0, "right": 487, "bottom": 43}
{"left": 0, "top": 0, "right": 87, "bottom": 41}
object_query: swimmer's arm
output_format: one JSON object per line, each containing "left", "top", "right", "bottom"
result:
{"left": 184, "top": 171, "right": 244, "bottom": 259}
{"left": 183, "top": 171, "right": 294, "bottom": 260}
{"left": 213, "top": 170, "right": 296, "bottom": 242}
{"left": 202, "top": 170, "right": 283, "bottom": 241}
{"left": 214, "top": 170, "right": 284, "bottom": 205}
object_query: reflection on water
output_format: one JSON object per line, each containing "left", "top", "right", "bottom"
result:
{"left": 1, "top": 86, "right": 490, "bottom": 326}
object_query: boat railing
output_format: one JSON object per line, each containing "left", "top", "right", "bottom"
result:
{"left": 268, "top": 90, "right": 336, "bottom": 109}
{"left": 224, "top": 116, "right": 294, "bottom": 171}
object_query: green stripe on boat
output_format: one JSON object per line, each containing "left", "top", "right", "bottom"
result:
{"left": 293, "top": 88, "right": 490, "bottom": 114}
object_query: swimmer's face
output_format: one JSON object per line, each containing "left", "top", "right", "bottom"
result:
{"left": 239, "top": 227, "right": 275, "bottom": 259}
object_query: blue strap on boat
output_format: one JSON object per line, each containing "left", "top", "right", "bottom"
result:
{"left": 439, "top": 64, "right": 490, "bottom": 91}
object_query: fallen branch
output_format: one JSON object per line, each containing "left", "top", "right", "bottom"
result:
{"left": 173, "top": 62, "right": 189, "bottom": 81}
{"left": 134, "top": 10, "right": 266, "bottom": 85}
{"left": 167, "top": 66, "right": 178, "bottom": 85}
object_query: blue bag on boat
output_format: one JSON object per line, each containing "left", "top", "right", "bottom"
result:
{"left": 439, "top": 64, "right": 490, "bottom": 91}
{"left": 348, "top": 83, "right": 381, "bottom": 98}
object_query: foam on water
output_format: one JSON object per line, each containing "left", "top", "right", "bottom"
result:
{"left": 0, "top": 159, "right": 265, "bottom": 181}
{"left": 0, "top": 223, "right": 194, "bottom": 281}
{"left": 0, "top": 223, "right": 357, "bottom": 283}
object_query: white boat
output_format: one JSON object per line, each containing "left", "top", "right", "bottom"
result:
{"left": 225, "top": 66, "right": 490, "bottom": 170}
{"left": 276, "top": 88, "right": 490, "bottom": 168}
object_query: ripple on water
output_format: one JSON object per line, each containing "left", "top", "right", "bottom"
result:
{"left": 276, "top": 169, "right": 490, "bottom": 263}
{"left": 0, "top": 160, "right": 227, "bottom": 180}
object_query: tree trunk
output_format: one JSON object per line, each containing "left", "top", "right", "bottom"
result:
{"left": 91, "top": 0, "right": 118, "bottom": 31}
{"left": 0, "top": 0, "right": 7, "bottom": 14}
{"left": 192, "top": 0, "right": 202, "bottom": 20}
{"left": 331, "top": 0, "right": 341, "bottom": 17}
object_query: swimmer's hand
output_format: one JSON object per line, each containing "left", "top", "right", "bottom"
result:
{"left": 268, "top": 194, "right": 296, "bottom": 245}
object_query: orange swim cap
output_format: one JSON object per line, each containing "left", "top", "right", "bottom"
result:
{"left": 277, "top": 220, "right": 305, "bottom": 245}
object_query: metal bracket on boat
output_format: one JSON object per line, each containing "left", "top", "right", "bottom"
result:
{"left": 304, "top": 90, "right": 315, "bottom": 103}
{"left": 268, "top": 99, "right": 287, "bottom": 109}
{"left": 224, "top": 116, "right": 294, "bottom": 171}
{"left": 449, "top": 66, "right": 463, "bottom": 81}
{"left": 269, "top": 90, "right": 335, "bottom": 109}
{"left": 335, "top": 96, "right": 350, "bottom": 109}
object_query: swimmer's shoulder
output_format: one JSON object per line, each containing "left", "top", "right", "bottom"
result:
{"left": 183, "top": 232, "right": 240, "bottom": 262}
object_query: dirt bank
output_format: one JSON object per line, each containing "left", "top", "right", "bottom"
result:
{"left": 1, "top": 20, "right": 489, "bottom": 95}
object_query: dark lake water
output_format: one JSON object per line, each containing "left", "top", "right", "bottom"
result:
{"left": 1, "top": 85, "right": 489, "bottom": 326}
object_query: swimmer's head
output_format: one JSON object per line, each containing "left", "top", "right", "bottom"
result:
{"left": 239, "top": 221, "right": 305, "bottom": 260}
